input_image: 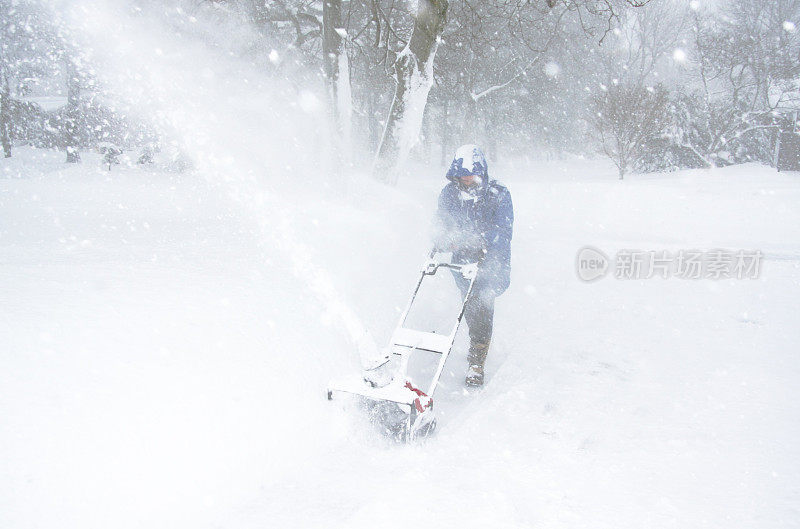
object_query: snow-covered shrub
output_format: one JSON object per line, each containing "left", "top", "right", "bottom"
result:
{"left": 632, "top": 89, "right": 782, "bottom": 174}
{"left": 657, "top": 91, "right": 779, "bottom": 170}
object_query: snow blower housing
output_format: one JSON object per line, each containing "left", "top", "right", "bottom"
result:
{"left": 327, "top": 252, "right": 478, "bottom": 441}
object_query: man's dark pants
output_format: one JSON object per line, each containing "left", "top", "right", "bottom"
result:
{"left": 454, "top": 272, "right": 496, "bottom": 365}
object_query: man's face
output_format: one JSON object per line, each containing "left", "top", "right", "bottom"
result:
{"left": 458, "top": 173, "right": 480, "bottom": 187}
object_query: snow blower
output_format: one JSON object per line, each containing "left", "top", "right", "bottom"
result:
{"left": 327, "top": 251, "right": 478, "bottom": 442}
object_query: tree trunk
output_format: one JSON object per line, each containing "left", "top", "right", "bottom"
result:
{"left": 65, "top": 60, "right": 81, "bottom": 163}
{"left": 367, "top": 91, "right": 381, "bottom": 151}
{"left": 0, "top": 69, "right": 11, "bottom": 158}
{"left": 440, "top": 96, "right": 449, "bottom": 166}
{"left": 421, "top": 102, "right": 431, "bottom": 163}
{"left": 374, "top": 0, "right": 448, "bottom": 185}
{"left": 322, "top": 0, "right": 352, "bottom": 164}
{"left": 485, "top": 104, "right": 497, "bottom": 161}
{"left": 462, "top": 94, "right": 478, "bottom": 143}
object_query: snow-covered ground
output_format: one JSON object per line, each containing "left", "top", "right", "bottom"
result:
{"left": 1, "top": 147, "right": 799, "bottom": 529}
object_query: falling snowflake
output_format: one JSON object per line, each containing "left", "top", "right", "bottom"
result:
{"left": 544, "top": 61, "right": 561, "bottom": 78}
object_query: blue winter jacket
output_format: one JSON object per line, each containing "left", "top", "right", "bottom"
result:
{"left": 433, "top": 162, "right": 513, "bottom": 295}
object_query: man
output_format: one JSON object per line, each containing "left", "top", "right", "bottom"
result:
{"left": 433, "top": 144, "right": 513, "bottom": 387}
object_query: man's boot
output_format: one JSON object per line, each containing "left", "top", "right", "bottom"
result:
{"left": 466, "top": 341, "right": 490, "bottom": 387}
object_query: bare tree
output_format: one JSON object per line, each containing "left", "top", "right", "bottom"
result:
{"left": 64, "top": 58, "right": 81, "bottom": 163}
{"left": 422, "top": 0, "right": 653, "bottom": 167}
{"left": 0, "top": 65, "right": 10, "bottom": 158}
{"left": 0, "top": 1, "right": 58, "bottom": 158}
{"left": 676, "top": 0, "right": 800, "bottom": 166}
{"left": 591, "top": 83, "right": 669, "bottom": 178}
{"left": 373, "top": 0, "right": 448, "bottom": 184}
{"left": 595, "top": 0, "right": 688, "bottom": 89}
{"left": 323, "top": 0, "right": 352, "bottom": 162}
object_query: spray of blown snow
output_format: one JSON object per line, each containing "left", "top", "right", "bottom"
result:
{"left": 55, "top": 0, "right": 381, "bottom": 363}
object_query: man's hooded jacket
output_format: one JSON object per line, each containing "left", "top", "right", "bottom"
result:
{"left": 433, "top": 144, "right": 513, "bottom": 294}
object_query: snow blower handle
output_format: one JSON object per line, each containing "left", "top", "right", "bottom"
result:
{"left": 427, "top": 246, "right": 486, "bottom": 268}
{"left": 423, "top": 250, "right": 461, "bottom": 275}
